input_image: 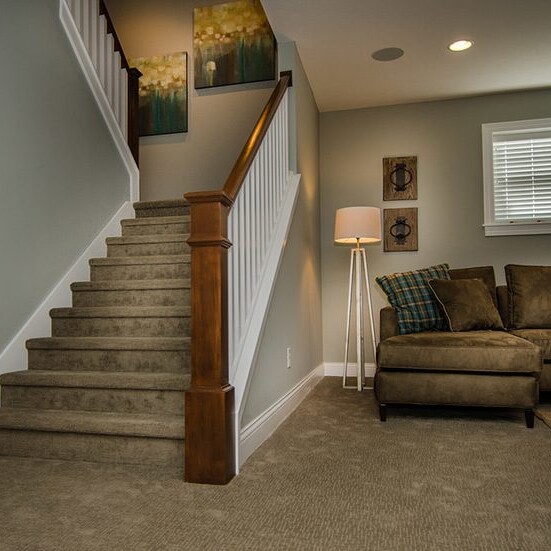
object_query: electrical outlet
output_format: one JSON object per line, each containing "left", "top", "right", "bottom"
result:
{"left": 286, "top": 347, "right": 292, "bottom": 369}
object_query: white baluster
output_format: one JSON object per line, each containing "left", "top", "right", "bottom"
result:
{"left": 81, "top": 0, "right": 90, "bottom": 53}
{"left": 89, "top": 0, "right": 99, "bottom": 69}
{"left": 97, "top": 15, "right": 107, "bottom": 87}
{"left": 113, "top": 51, "right": 121, "bottom": 116}
{"left": 105, "top": 34, "right": 114, "bottom": 106}
{"left": 120, "top": 69, "right": 128, "bottom": 139}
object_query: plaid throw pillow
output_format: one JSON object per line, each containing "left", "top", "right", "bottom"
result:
{"left": 376, "top": 264, "right": 450, "bottom": 334}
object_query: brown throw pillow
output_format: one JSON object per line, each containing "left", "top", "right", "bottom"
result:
{"left": 505, "top": 264, "right": 551, "bottom": 329}
{"left": 428, "top": 278, "right": 505, "bottom": 332}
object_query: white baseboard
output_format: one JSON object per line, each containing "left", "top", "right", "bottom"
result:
{"left": 239, "top": 364, "right": 324, "bottom": 467}
{"left": 0, "top": 201, "right": 134, "bottom": 377}
{"left": 324, "top": 362, "right": 376, "bottom": 378}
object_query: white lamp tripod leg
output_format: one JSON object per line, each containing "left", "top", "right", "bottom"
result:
{"left": 343, "top": 244, "right": 378, "bottom": 391}
{"left": 361, "top": 248, "right": 378, "bottom": 388}
{"left": 343, "top": 249, "right": 355, "bottom": 388}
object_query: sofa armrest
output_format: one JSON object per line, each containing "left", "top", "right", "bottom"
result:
{"left": 496, "top": 285, "right": 509, "bottom": 328}
{"left": 380, "top": 307, "right": 399, "bottom": 342}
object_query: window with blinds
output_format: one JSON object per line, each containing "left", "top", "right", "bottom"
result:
{"left": 482, "top": 118, "right": 551, "bottom": 236}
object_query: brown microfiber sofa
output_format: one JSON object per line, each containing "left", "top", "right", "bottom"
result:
{"left": 375, "top": 266, "right": 548, "bottom": 428}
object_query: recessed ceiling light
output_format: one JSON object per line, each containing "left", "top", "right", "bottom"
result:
{"left": 371, "top": 47, "right": 404, "bottom": 62}
{"left": 448, "top": 39, "right": 473, "bottom": 52}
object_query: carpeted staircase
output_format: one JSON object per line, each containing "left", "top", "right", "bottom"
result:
{"left": 0, "top": 200, "right": 191, "bottom": 467}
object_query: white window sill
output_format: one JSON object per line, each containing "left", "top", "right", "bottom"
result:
{"left": 483, "top": 222, "right": 551, "bottom": 236}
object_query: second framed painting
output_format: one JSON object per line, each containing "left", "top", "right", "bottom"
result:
{"left": 129, "top": 51, "right": 188, "bottom": 136}
{"left": 193, "top": 0, "right": 276, "bottom": 89}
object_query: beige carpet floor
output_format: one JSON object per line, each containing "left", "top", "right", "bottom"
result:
{"left": 0, "top": 377, "right": 550, "bottom": 551}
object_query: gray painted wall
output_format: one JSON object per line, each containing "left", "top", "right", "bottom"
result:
{"left": 241, "top": 43, "right": 323, "bottom": 427}
{"left": 320, "top": 89, "right": 551, "bottom": 364}
{"left": 106, "top": 0, "right": 273, "bottom": 200}
{"left": 0, "top": 0, "right": 128, "bottom": 352}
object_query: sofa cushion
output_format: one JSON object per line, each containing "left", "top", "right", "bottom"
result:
{"left": 376, "top": 263, "right": 450, "bottom": 335}
{"left": 510, "top": 329, "right": 551, "bottom": 361}
{"left": 378, "top": 331, "right": 541, "bottom": 375}
{"left": 510, "top": 329, "right": 551, "bottom": 391}
{"left": 449, "top": 266, "right": 497, "bottom": 304}
{"left": 429, "top": 278, "right": 504, "bottom": 332}
{"left": 505, "top": 264, "right": 551, "bottom": 329}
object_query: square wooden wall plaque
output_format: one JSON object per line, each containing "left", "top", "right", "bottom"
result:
{"left": 383, "top": 156, "right": 417, "bottom": 200}
{"left": 384, "top": 208, "right": 418, "bottom": 252}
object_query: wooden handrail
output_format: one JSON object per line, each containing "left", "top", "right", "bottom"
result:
{"left": 183, "top": 72, "right": 292, "bottom": 484}
{"left": 223, "top": 72, "right": 292, "bottom": 201}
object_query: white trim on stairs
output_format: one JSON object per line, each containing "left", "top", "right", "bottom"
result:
{"left": 59, "top": 0, "right": 139, "bottom": 201}
{"left": 239, "top": 363, "right": 324, "bottom": 467}
{"left": 0, "top": 202, "right": 134, "bottom": 380}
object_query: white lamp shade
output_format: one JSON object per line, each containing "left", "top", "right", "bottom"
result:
{"left": 334, "top": 206, "right": 382, "bottom": 244}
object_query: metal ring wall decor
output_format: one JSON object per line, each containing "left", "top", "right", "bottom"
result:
{"left": 389, "top": 216, "right": 411, "bottom": 245}
{"left": 389, "top": 162, "right": 413, "bottom": 192}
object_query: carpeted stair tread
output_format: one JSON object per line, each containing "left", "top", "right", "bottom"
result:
{"left": 106, "top": 234, "right": 189, "bottom": 245}
{"left": 71, "top": 279, "right": 190, "bottom": 291}
{"left": 133, "top": 199, "right": 189, "bottom": 211}
{"left": 0, "top": 408, "right": 184, "bottom": 439}
{"left": 121, "top": 216, "right": 189, "bottom": 227}
{"left": 89, "top": 254, "right": 190, "bottom": 267}
{"left": 50, "top": 306, "right": 190, "bottom": 319}
{"left": 133, "top": 199, "right": 189, "bottom": 219}
{"left": 0, "top": 370, "right": 189, "bottom": 390}
{"left": 26, "top": 337, "right": 190, "bottom": 351}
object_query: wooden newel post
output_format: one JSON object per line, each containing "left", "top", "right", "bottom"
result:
{"left": 127, "top": 67, "right": 141, "bottom": 167}
{"left": 183, "top": 190, "right": 236, "bottom": 484}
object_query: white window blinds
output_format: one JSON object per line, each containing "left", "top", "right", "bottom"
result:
{"left": 482, "top": 118, "right": 551, "bottom": 236}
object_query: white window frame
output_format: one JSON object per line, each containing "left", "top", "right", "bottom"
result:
{"left": 482, "top": 117, "right": 551, "bottom": 236}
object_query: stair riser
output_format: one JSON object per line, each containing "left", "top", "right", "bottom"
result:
{"left": 28, "top": 349, "right": 189, "bottom": 373}
{"left": 73, "top": 288, "right": 189, "bottom": 307}
{"left": 51, "top": 317, "right": 190, "bottom": 338}
{"left": 122, "top": 222, "right": 190, "bottom": 236}
{"left": 0, "top": 430, "right": 183, "bottom": 466}
{"left": 90, "top": 263, "right": 190, "bottom": 281}
{"left": 2, "top": 387, "right": 185, "bottom": 415}
{"left": 107, "top": 242, "right": 189, "bottom": 257}
{"left": 135, "top": 206, "right": 189, "bottom": 218}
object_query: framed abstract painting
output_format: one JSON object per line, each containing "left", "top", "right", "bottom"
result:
{"left": 193, "top": 0, "right": 276, "bottom": 89}
{"left": 129, "top": 51, "right": 188, "bottom": 136}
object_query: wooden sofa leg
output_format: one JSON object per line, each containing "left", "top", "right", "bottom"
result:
{"left": 379, "top": 404, "right": 387, "bottom": 422}
{"left": 525, "top": 409, "right": 535, "bottom": 429}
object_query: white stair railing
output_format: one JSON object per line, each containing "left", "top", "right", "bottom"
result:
{"left": 64, "top": 0, "right": 128, "bottom": 139}
{"left": 227, "top": 90, "right": 301, "bottom": 462}
{"left": 183, "top": 73, "right": 298, "bottom": 483}
{"left": 59, "top": 0, "right": 139, "bottom": 199}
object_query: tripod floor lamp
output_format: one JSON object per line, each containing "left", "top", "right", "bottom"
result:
{"left": 334, "top": 207, "right": 382, "bottom": 391}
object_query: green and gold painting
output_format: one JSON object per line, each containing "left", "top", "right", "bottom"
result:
{"left": 193, "top": 0, "right": 276, "bottom": 89}
{"left": 129, "top": 52, "right": 188, "bottom": 136}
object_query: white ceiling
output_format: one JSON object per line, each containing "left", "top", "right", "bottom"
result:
{"left": 261, "top": 0, "right": 551, "bottom": 112}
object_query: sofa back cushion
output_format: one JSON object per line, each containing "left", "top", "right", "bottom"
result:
{"left": 449, "top": 266, "right": 497, "bottom": 304}
{"left": 428, "top": 278, "right": 504, "bottom": 332}
{"left": 376, "top": 263, "right": 450, "bottom": 335}
{"left": 496, "top": 285, "right": 509, "bottom": 327}
{"left": 505, "top": 264, "right": 551, "bottom": 329}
